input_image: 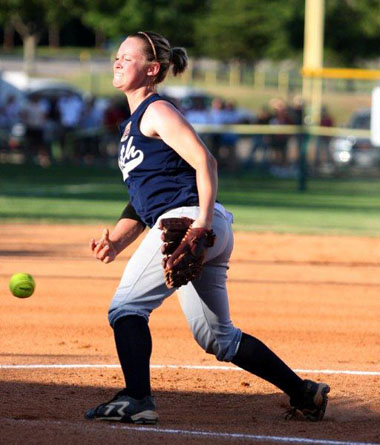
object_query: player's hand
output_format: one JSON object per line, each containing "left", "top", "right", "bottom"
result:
{"left": 191, "top": 217, "right": 212, "bottom": 230}
{"left": 90, "top": 228, "right": 117, "bottom": 264}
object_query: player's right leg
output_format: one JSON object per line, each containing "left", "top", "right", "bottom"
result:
{"left": 86, "top": 222, "right": 176, "bottom": 423}
{"left": 85, "top": 390, "right": 158, "bottom": 424}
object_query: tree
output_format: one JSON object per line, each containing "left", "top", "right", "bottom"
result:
{"left": 0, "top": 0, "right": 74, "bottom": 73}
{"left": 146, "top": 0, "right": 207, "bottom": 52}
{"left": 194, "top": 0, "right": 295, "bottom": 62}
{"left": 77, "top": 0, "right": 130, "bottom": 47}
{"left": 78, "top": 0, "right": 207, "bottom": 51}
{"left": 0, "top": 8, "right": 15, "bottom": 50}
{"left": 324, "top": 0, "right": 380, "bottom": 66}
{"left": 195, "top": 0, "right": 380, "bottom": 65}
{"left": 2, "top": 23, "right": 15, "bottom": 49}
{"left": 45, "top": 1, "right": 73, "bottom": 48}
{"left": 284, "top": 0, "right": 380, "bottom": 67}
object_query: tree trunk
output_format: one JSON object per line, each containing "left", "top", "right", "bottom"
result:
{"left": 3, "top": 23, "right": 15, "bottom": 49}
{"left": 23, "top": 34, "right": 38, "bottom": 75}
{"left": 48, "top": 24, "right": 60, "bottom": 48}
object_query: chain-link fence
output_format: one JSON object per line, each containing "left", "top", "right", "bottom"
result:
{"left": 1, "top": 123, "right": 379, "bottom": 186}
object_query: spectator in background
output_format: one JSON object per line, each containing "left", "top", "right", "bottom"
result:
{"left": 269, "top": 98, "right": 292, "bottom": 166}
{"left": 185, "top": 97, "right": 209, "bottom": 124}
{"left": 43, "top": 97, "right": 62, "bottom": 161}
{"left": 208, "top": 97, "right": 225, "bottom": 124}
{"left": 222, "top": 100, "right": 240, "bottom": 124}
{"left": 249, "top": 105, "right": 272, "bottom": 167}
{"left": 82, "top": 97, "right": 106, "bottom": 129}
{"left": 219, "top": 99, "right": 240, "bottom": 170}
{"left": 289, "top": 95, "right": 304, "bottom": 127}
{"left": 226, "top": 99, "right": 255, "bottom": 125}
{"left": 104, "top": 97, "right": 130, "bottom": 129}
{"left": 288, "top": 95, "right": 305, "bottom": 166}
{"left": 103, "top": 97, "right": 130, "bottom": 159}
{"left": 208, "top": 97, "right": 239, "bottom": 171}
{"left": 314, "top": 106, "right": 335, "bottom": 171}
{"left": 0, "top": 95, "right": 20, "bottom": 131}
{"left": 37, "top": 95, "right": 52, "bottom": 116}
{"left": 207, "top": 97, "right": 226, "bottom": 167}
{"left": 78, "top": 97, "right": 106, "bottom": 163}
{"left": 20, "top": 95, "right": 49, "bottom": 165}
{"left": 0, "top": 95, "right": 20, "bottom": 152}
{"left": 57, "top": 92, "right": 83, "bottom": 160}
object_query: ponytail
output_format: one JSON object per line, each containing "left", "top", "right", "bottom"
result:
{"left": 170, "top": 47, "right": 188, "bottom": 77}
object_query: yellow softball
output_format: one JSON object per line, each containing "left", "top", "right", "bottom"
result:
{"left": 9, "top": 273, "right": 35, "bottom": 298}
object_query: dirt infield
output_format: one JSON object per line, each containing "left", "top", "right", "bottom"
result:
{"left": 0, "top": 223, "right": 379, "bottom": 445}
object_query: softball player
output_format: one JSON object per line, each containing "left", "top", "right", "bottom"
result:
{"left": 85, "top": 31, "right": 330, "bottom": 424}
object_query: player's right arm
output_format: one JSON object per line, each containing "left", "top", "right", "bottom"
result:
{"left": 90, "top": 202, "right": 145, "bottom": 264}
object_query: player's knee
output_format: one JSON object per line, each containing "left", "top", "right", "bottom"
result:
{"left": 191, "top": 323, "right": 242, "bottom": 362}
{"left": 108, "top": 307, "right": 149, "bottom": 328}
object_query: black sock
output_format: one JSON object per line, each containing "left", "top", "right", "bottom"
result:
{"left": 113, "top": 315, "right": 152, "bottom": 400}
{"left": 232, "top": 332, "right": 304, "bottom": 399}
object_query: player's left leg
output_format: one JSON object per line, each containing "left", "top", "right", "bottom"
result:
{"left": 231, "top": 333, "right": 330, "bottom": 421}
{"left": 179, "top": 275, "right": 330, "bottom": 420}
{"left": 177, "top": 209, "right": 329, "bottom": 421}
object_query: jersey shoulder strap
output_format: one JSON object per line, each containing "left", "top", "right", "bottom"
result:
{"left": 130, "top": 94, "right": 169, "bottom": 133}
{"left": 119, "top": 93, "right": 170, "bottom": 136}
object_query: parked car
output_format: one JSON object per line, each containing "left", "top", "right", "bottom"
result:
{"left": 0, "top": 71, "right": 88, "bottom": 157}
{"left": 158, "top": 85, "right": 255, "bottom": 124}
{"left": 0, "top": 71, "right": 85, "bottom": 106}
{"left": 158, "top": 85, "right": 213, "bottom": 113}
{"left": 331, "top": 108, "right": 380, "bottom": 168}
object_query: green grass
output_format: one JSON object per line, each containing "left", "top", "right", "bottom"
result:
{"left": 218, "top": 174, "right": 380, "bottom": 235}
{"left": 0, "top": 163, "right": 379, "bottom": 236}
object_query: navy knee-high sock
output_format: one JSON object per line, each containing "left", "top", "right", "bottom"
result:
{"left": 232, "top": 333, "right": 304, "bottom": 400}
{"left": 113, "top": 315, "right": 152, "bottom": 400}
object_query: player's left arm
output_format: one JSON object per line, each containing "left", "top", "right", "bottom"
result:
{"left": 145, "top": 101, "right": 218, "bottom": 229}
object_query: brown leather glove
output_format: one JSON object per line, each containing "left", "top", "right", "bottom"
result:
{"left": 159, "top": 217, "right": 216, "bottom": 288}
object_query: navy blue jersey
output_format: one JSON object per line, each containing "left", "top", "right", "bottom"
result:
{"left": 118, "top": 94, "right": 199, "bottom": 227}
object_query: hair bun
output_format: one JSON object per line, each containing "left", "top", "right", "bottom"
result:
{"left": 170, "top": 47, "right": 188, "bottom": 76}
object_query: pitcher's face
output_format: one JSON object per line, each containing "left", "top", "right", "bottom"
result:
{"left": 113, "top": 37, "right": 151, "bottom": 92}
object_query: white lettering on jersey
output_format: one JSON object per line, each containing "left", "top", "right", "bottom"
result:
{"left": 119, "top": 136, "right": 144, "bottom": 180}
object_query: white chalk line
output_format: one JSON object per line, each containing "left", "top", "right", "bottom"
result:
{"left": 1, "top": 418, "right": 378, "bottom": 445}
{"left": 0, "top": 363, "right": 379, "bottom": 376}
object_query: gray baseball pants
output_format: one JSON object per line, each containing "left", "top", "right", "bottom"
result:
{"left": 108, "top": 205, "right": 242, "bottom": 362}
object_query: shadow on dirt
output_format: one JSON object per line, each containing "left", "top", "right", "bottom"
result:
{"left": 0, "top": 379, "right": 379, "bottom": 444}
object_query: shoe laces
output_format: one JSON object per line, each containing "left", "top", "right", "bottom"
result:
{"left": 285, "top": 380, "right": 321, "bottom": 420}
{"left": 94, "top": 389, "right": 129, "bottom": 414}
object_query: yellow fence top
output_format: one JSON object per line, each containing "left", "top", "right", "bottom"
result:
{"left": 193, "top": 124, "right": 370, "bottom": 138}
{"left": 302, "top": 67, "right": 380, "bottom": 80}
